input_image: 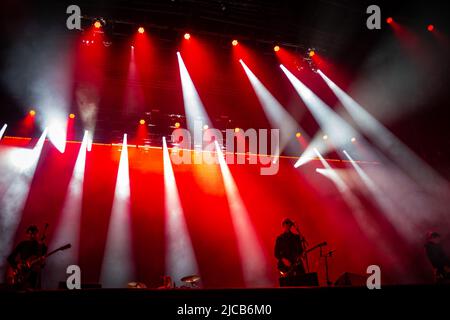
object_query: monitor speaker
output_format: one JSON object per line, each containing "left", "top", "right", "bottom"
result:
{"left": 334, "top": 272, "right": 366, "bottom": 286}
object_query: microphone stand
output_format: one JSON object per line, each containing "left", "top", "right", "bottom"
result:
{"left": 294, "top": 224, "right": 309, "bottom": 273}
{"left": 320, "top": 246, "right": 335, "bottom": 287}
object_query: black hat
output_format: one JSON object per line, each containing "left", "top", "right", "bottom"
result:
{"left": 426, "top": 231, "right": 440, "bottom": 241}
{"left": 26, "top": 225, "right": 39, "bottom": 234}
{"left": 282, "top": 218, "right": 294, "bottom": 226}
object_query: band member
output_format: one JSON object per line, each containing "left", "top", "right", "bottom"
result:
{"left": 425, "top": 231, "right": 450, "bottom": 283}
{"left": 274, "top": 218, "right": 307, "bottom": 286}
{"left": 7, "top": 225, "right": 47, "bottom": 289}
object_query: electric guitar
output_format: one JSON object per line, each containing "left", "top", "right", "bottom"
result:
{"left": 278, "top": 242, "right": 327, "bottom": 278}
{"left": 6, "top": 243, "right": 71, "bottom": 286}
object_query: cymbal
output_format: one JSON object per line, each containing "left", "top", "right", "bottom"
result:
{"left": 181, "top": 275, "right": 201, "bottom": 283}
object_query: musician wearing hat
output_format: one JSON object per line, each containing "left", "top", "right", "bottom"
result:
{"left": 274, "top": 218, "right": 308, "bottom": 286}
{"left": 7, "top": 225, "right": 47, "bottom": 289}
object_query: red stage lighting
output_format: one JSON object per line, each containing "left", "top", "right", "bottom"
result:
{"left": 273, "top": 45, "right": 280, "bottom": 52}
{"left": 69, "top": 113, "right": 75, "bottom": 119}
{"left": 427, "top": 24, "right": 434, "bottom": 32}
{"left": 29, "top": 110, "right": 36, "bottom": 116}
{"left": 232, "top": 39, "right": 238, "bottom": 46}
{"left": 386, "top": 17, "right": 393, "bottom": 24}
{"left": 138, "top": 27, "right": 145, "bottom": 34}
{"left": 94, "top": 20, "right": 102, "bottom": 29}
{"left": 139, "top": 119, "right": 146, "bottom": 125}
{"left": 184, "top": 33, "right": 191, "bottom": 40}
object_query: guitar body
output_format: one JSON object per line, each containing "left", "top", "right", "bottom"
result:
{"left": 6, "top": 266, "right": 19, "bottom": 285}
{"left": 6, "top": 243, "right": 71, "bottom": 288}
{"left": 6, "top": 255, "right": 44, "bottom": 287}
{"left": 278, "top": 258, "right": 305, "bottom": 278}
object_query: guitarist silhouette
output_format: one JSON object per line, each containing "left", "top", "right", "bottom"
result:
{"left": 7, "top": 224, "right": 48, "bottom": 289}
{"left": 274, "top": 218, "right": 308, "bottom": 286}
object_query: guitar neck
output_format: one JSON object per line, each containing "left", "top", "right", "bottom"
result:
{"left": 45, "top": 248, "right": 61, "bottom": 258}
{"left": 28, "top": 244, "right": 71, "bottom": 266}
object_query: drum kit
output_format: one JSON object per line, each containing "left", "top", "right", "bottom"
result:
{"left": 157, "top": 274, "right": 201, "bottom": 289}
{"left": 179, "top": 274, "right": 201, "bottom": 288}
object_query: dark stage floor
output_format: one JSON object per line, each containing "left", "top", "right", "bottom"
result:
{"left": 1, "top": 285, "right": 448, "bottom": 318}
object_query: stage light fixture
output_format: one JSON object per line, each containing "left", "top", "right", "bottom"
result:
{"left": 234, "top": 128, "right": 240, "bottom": 133}
{"left": 174, "top": 122, "right": 181, "bottom": 128}
{"left": 296, "top": 132, "right": 302, "bottom": 138}
{"left": 184, "top": 33, "right": 191, "bottom": 40}
{"left": 69, "top": 113, "right": 75, "bottom": 119}
{"left": 94, "top": 20, "right": 102, "bottom": 29}
{"left": 232, "top": 39, "right": 238, "bottom": 46}
{"left": 29, "top": 110, "right": 36, "bottom": 116}
{"left": 274, "top": 45, "right": 280, "bottom": 52}
{"left": 427, "top": 24, "right": 434, "bottom": 32}
{"left": 351, "top": 137, "right": 356, "bottom": 143}
{"left": 309, "top": 50, "right": 315, "bottom": 57}
{"left": 323, "top": 134, "right": 328, "bottom": 140}
{"left": 139, "top": 119, "right": 145, "bottom": 125}
{"left": 203, "top": 124, "right": 209, "bottom": 130}
{"left": 138, "top": 27, "right": 145, "bottom": 34}
{"left": 386, "top": 17, "right": 393, "bottom": 24}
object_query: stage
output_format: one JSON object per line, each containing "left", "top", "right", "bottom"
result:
{"left": 1, "top": 285, "right": 448, "bottom": 317}
{"left": 1, "top": 1, "right": 450, "bottom": 315}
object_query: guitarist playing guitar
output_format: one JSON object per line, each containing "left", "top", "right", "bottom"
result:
{"left": 274, "top": 218, "right": 308, "bottom": 287}
{"left": 7, "top": 224, "right": 48, "bottom": 289}
{"left": 7, "top": 224, "right": 71, "bottom": 289}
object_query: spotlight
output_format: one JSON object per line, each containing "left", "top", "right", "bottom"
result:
{"left": 232, "top": 39, "right": 238, "bottom": 46}
{"left": 69, "top": 113, "right": 75, "bottom": 119}
{"left": 427, "top": 24, "right": 434, "bottom": 32}
{"left": 323, "top": 134, "right": 328, "bottom": 140}
{"left": 184, "top": 33, "right": 191, "bottom": 40}
{"left": 94, "top": 20, "right": 102, "bottom": 29}
{"left": 273, "top": 45, "right": 280, "bottom": 52}
{"left": 203, "top": 124, "right": 209, "bottom": 130}
{"left": 234, "top": 128, "right": 240, "bottom": 133}
{"left": 351, "top": 137, "right": 356, "bottom": 143}
{"left": 29, "top": 110, "right": 36, "bottom": 116}
{"left": 174, "top": 122, "right": 181, "bottom": 128}
{"left": 139, "top": 119, "right": 145, "bottom": 125}
{"left": 131, "top": 45, "right": 135, "bottom": 49}
{"left": 308, "top": 50, "right": 315, "bottom": 57}
{"left": 138, "top": 27, "right": 145, "bottom": 34}
{"left": 296, "top": 132, "right": 302, "bottom": 138}
{"left": 386, "top": 17, "right": 393, "bottom": 24}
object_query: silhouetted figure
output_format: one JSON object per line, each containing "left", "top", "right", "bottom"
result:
{"left": 7, "top": 225, "right": 47, "bottom": 289}
{"left": 425, "top": 231, "right": 450, "bottom": 283}
{"left": 274, "top": 218, "right": 307, "bottom": 286}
